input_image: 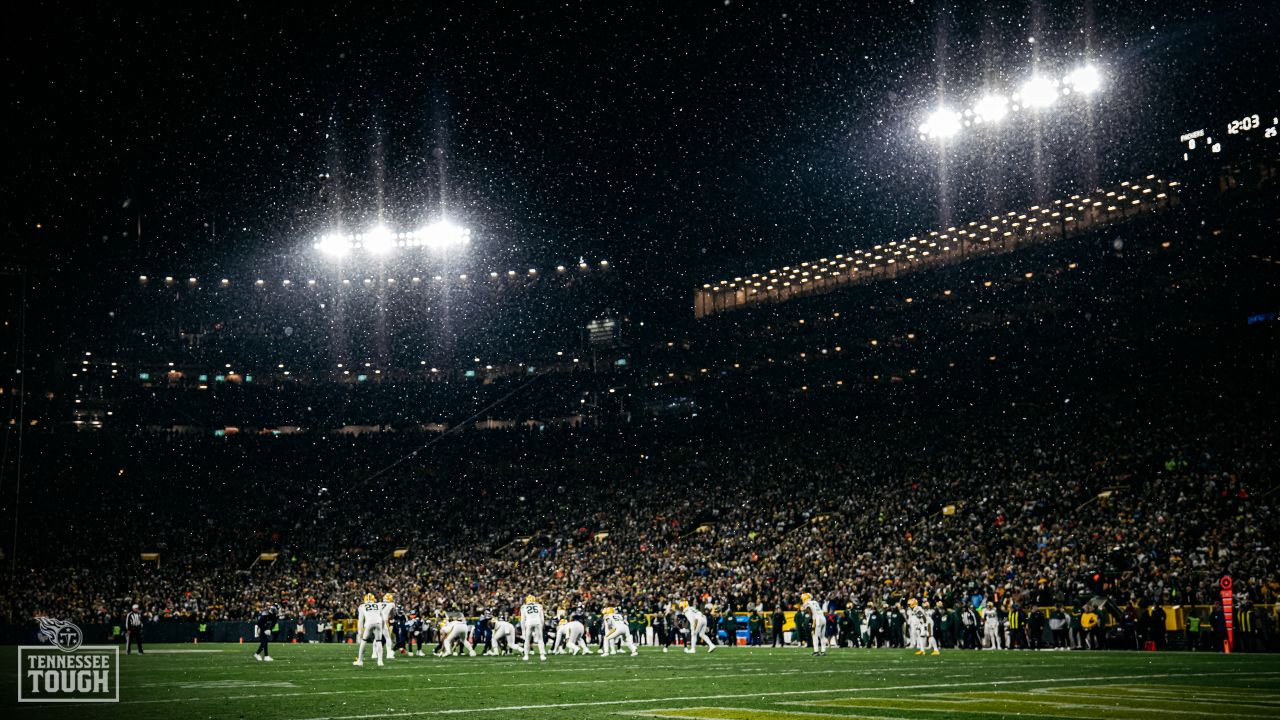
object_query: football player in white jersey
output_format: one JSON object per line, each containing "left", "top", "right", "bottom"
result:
{"left": 905, "top": 598, "right": 921, "bottom": 650}
{"left": 552, "top": 618, "right": 573, "bottom": 654}
{"left": 800, "top": 593, "right": 828, "bottom": 656}
{"left": 378, "top": 593, "right": 397, "bottom": 661}
{"left": 678, "top": 600, "right": 716, "bottom": 653}
{"left": 566, "top": 618, "right": 592, "bottom": 655}
{"left": 487, "top": 617, "right": 518, "bottom": 656}
{"left": 909, "top": 599, "right": 940, "bottom": 655}
{"left": 517, "top": 595, "right": 547, "bottom": 661}
{"left": 981, "top": 599, "right": 1002, "bottom": 649}
{"left": 600, "top": 607, "right": 639, "bottom": 656}
{"left": 354, "top": 593, "right": 387, "bottom": 667}
{"left": 436, "top": 615, "right": 477, "bottom": 657}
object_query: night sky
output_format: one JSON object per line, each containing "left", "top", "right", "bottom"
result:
{"left": 5, "top": 1, "right": 1277, "bottom": 281}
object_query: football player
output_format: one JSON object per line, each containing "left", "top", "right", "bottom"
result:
{"left": 678, "top": 600, "right": 716, "bottom": 653}
{"left": 378, "top": 593, "right": 397, "bottom": 661}
{"left": 436, "top": 614, "right": 477, "bottom": 657}
{"left": 600, "top": 607, "right": 638, "bottom": 657}
{"left": 517, "top": 594, "right": 547, "bottom": 661}
{"left": 552, "top": 617, "right": 572, "bottom": 654}
{"left": 801, "top": 593, "right": 827, "bottom": 656}
{"left": 252, "top": 604, "right": 278, "bottom": 662}
{"left": 488, "top": 617, "right": 518, "bottom": 656}
{"left": 354, "top": 593, "right": 387, "bottom": 667}
{"left": 568, "top": 617, "right": 593, "bottom": 655}
{"left": 982, "top": 598, "right": 1003, "bottom": 649}
{"left": 408, "top": 612, "right": 428, "bottom": 656}
{"left": 909, "top": 599, "right": 940, "bottom": 655}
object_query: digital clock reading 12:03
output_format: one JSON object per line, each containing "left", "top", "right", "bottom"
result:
{"left": 1226, "top": 113, "right": 1277, "bottom": 135}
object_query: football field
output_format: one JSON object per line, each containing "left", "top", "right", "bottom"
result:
{"left": 4, "top": 644, "right": 1279, "bottom": 720}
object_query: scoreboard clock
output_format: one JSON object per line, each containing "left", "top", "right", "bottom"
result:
{"left": 1180, "top": 110, "right": 1278, "bottom": 163}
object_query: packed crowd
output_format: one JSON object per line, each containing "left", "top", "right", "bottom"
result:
{"left": 3, "top": 187, "right": 1276, "bottom": 651}
{"left": 4, "top": 384, "right": 1275, "bottom": 645}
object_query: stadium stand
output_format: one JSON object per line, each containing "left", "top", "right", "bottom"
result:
{"left": 0, "top": 155, "right": 1276, "bottom": 653}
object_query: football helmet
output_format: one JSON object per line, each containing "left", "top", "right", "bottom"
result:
{"left": 383, "top": 592, "right": 395, "bottom": 603}
{"left": 525, "top": 594, "right": 539, "bottom": 604}
{"left": 800, "top": 592, "right": 812, "bottom": 603}
{"left": 363, "top": 593, "right": 376, "bottom": 603}
{"left": 907, "top": 598, "right": 918, "bottom": 608}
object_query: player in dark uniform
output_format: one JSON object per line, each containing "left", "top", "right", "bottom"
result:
{"left": 659, "top": 606, "right": 681, "bottom": 652}
{"left": 475, "top": 607, "right": 494, "bottom": 655}
{"left": 407, "top": 612, "right": 427, "bottom": 656}
{"left": 253, "top": 605, "right": 279, "bottom": 662}
{"left": 390, "top": 608, "right": 408, "bottom": 656}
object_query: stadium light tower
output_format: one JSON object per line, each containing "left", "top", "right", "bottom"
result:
{"left": 313, "top": 219, "right": 471, "bottom": 258}
{"left": 917, "top": 60, "right": 1105, "bottom": 142}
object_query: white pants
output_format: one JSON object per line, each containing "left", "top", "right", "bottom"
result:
{"left": 810, "top": 614, "right": 828, "bottom": 652}
{"left": 915, "top": 627, "right": 939, "bottom": 652}
{"left": 521, "top": 621, "right": 545, "bottom": 658}
{"left": 984, "top": 621, "right": 1002, "bottom": 649}
{"left": 603, "top": 624, "right": 637, "bottom": 655}
{"left": 686, "top": 617, "right": 715, "bottom": 652}
{"left": 357, "top": 623, "right": 384, "bottom": 663}
{"left": 443, "top": 626, "right": 474, "bottom": 656}
{"left": 566, "top": 623, "right": 591, "bottom": 654}
{"left": 492, "top": 626, "right": 517, "bottom": 653}
{"left": 552, "top": 625, "right": 571, "bottom": 653}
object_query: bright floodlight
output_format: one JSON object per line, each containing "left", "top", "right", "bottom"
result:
{"left": 316, "top": 233, "right": 351, "bottom": 258}
{"left": 419, "top": 220, "right": 472, "bottom": 251}
{"left": 363, "top": 226, "right": 395, "bottom": 255}
{"left": 973, "top": 93, "right": 1009, "bottom": 123}
{"left": 919, "top": 107, "right": 962, "bottom": 140}
{"left": 1065, "top": 65, "right": 1102, "bottom": 95}
{"left": 1019, "top": 76, "right": 1058, "bottom": 109}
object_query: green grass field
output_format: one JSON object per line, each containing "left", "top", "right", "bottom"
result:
{"left": 4, "top": 644, "right": 1279, "bottom": 720}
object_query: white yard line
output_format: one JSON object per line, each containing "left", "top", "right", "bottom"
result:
{"left": 130, "top": 648, "right": 228, "bottom": 653}
{"left": 626, "top": 708, "right": 926, "bottom": 720}
{"left": 35, "top": 667, "right": 944, "bottom": 706}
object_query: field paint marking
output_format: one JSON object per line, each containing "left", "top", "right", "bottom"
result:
{"left": 931, "top": 686, "right": 1280, "bottom": 712}
{"left": 173, "top": 679, "right": 300, "bottom": 690}
{"left": 39, "top": 667, "right": 945, "bottom": 707}
{"left": 804, "top": 701, "right": 1266, "bottom": 720}
{"left": 627, "top": 709, "right": 909, "bottom": 720}
{"left": 1039, "top": 686, "right": 1280, "bottom": 707}
{"left": 785, "top": 683, "right": 1280, "bottom": 720}
{"left": 132, "top": 648, "right": 228, "bottom": 653}
{"left": 282, "top": 669, "right": 1280, "bottom": 720}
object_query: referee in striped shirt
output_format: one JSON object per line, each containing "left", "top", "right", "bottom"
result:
{"left": 125, "top": 604, "right": 145, "bottom": 654}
